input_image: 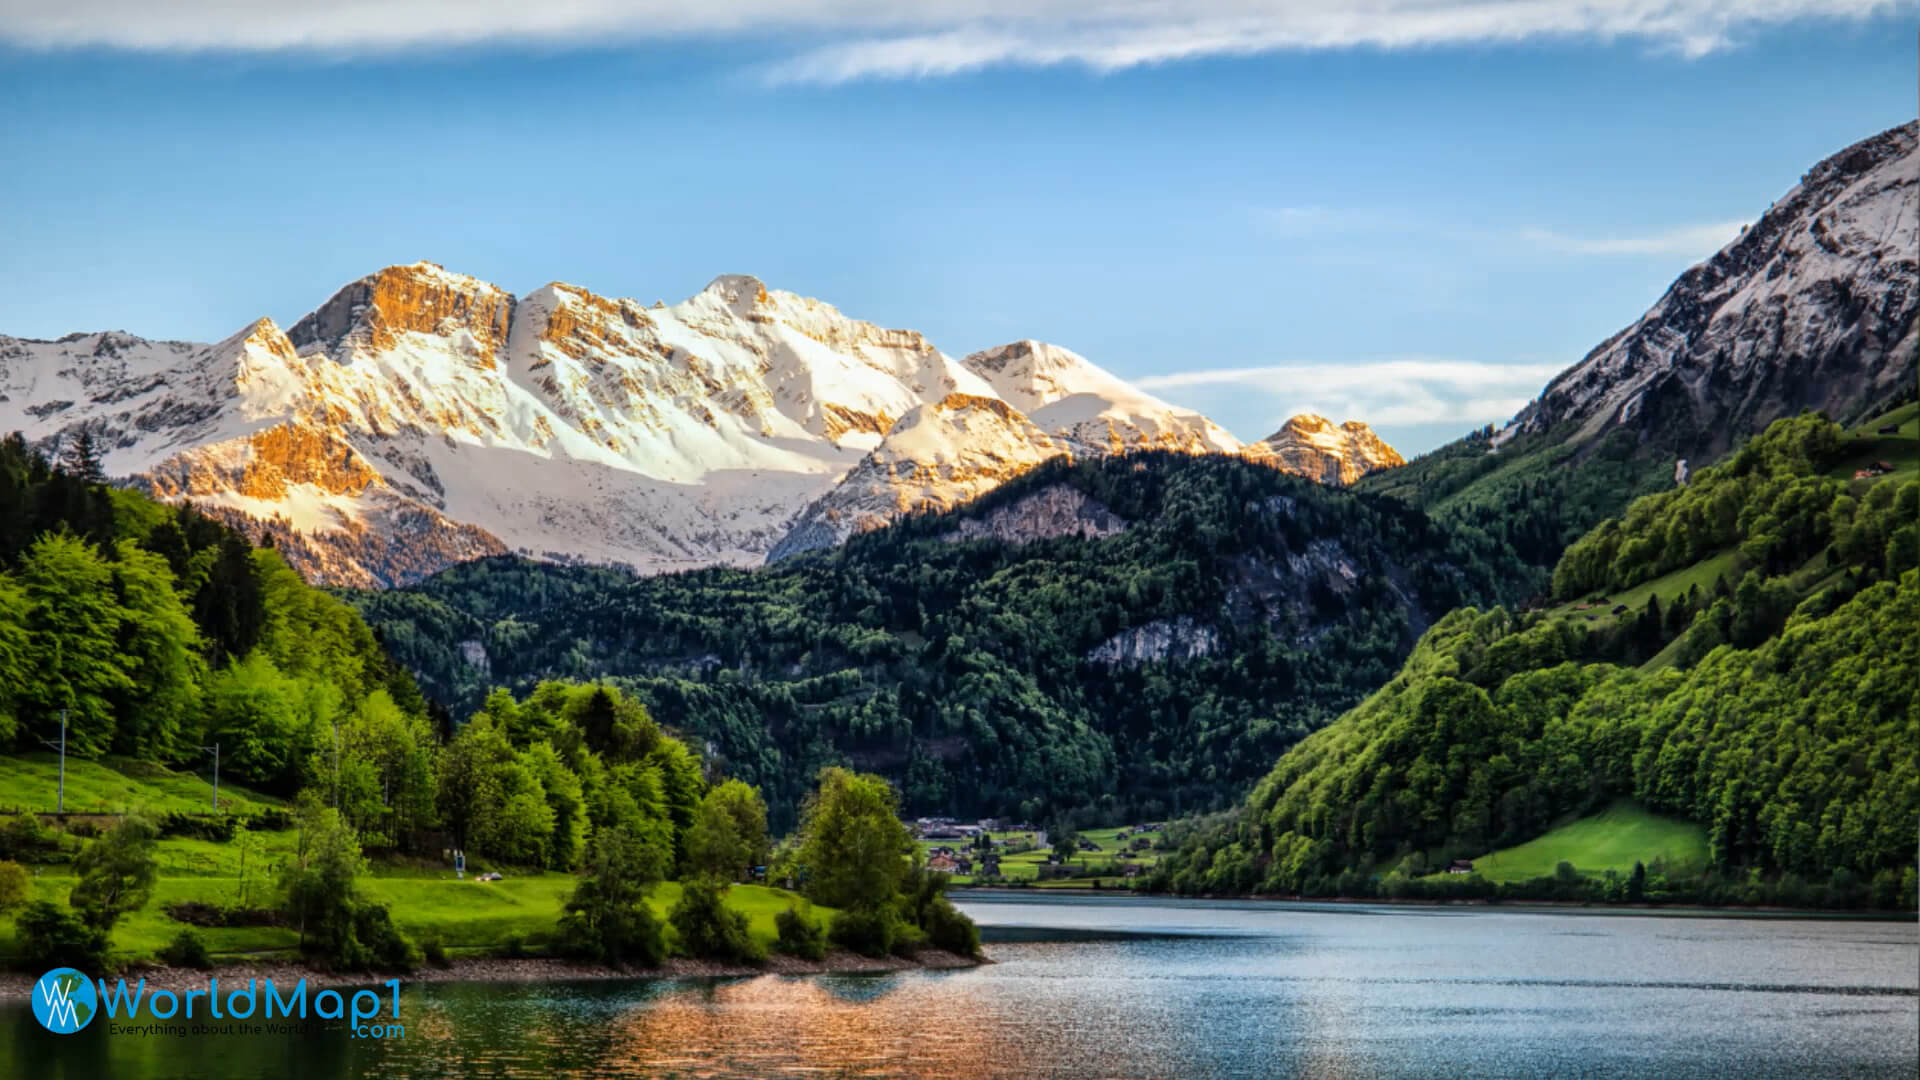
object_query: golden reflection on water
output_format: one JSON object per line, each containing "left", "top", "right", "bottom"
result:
{"left": 599, "top": 972, "right": 1140, "bottom": 1079}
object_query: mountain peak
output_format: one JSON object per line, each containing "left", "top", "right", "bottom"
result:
{"left": 287, "top": 262, "right": 515, "bottom": 363}
{"left": 701, "top": 273, "right": 771, "bottom": 306}
{"left": 1246, "top": 414, "right": 1403, "bottom": 486}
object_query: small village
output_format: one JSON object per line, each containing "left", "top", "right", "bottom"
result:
{"left": 907, "top": 817, "right": 1170, "bottom": 887}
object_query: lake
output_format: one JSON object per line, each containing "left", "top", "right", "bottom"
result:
{"left": 3, "top": 892, "right": 1914, "bottom": 1078}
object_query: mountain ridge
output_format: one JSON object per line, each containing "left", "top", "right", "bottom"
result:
{"left": 0, "top": 264, "right": 1402, "bottom": 587}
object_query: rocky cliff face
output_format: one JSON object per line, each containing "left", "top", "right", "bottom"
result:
{"left": 1503, "top": 121, "right": 1919, "bottom": 460}
{"left": 0, "top": 263, "right": 1303, "bottom": 586}
{"left": 1243, "top": 414, "right": 1406, "bottom": 486}
{"left": 939, "top": 484, "right": 1131, "bottom": 547}
{"left": 1086, "top": 617, "right": 1221, "bottom": 667}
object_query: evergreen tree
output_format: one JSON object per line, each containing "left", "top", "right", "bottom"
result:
{"left": 58, "top": 431, "right": 106, "bottom": 484}
{"left": 194, "top": 534, "right": 265, "bottom": 664}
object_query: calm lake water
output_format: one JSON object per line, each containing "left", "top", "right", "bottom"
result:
{"left": 4, "top": 893, "right": 1915, "bottom": 1078}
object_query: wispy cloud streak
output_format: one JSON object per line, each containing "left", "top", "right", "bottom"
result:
{"left": 0, "top": 1, "right": 1902, "bottom": 83}
{"left": 1138, "top": 358, "right": 1564, "bottom": 429}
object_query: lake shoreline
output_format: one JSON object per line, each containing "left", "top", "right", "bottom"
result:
{"left": 0, "top": 947, "right": 985, "bottom": 1002}
{"left": 954, "top": 886, "right": 1912, "bottom": 920}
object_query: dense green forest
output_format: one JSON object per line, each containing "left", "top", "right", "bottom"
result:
{"left": 1358, "top": 423, "right": 1670, "bottom": 593}
{"left": 0, "top": 432, "right": 423, "bottom": 782}
{"left": 352, "top": 453, "right": 1533, "bottom": 828}
{"left": 1151, "top": 409, "right": 1920, "bottom": 908}
{"left": 0, "top": 433, "right": 972, "bottom": 972}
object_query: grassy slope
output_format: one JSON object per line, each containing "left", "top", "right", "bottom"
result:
{"left": 1467, "top": 801, "right": 1709, "bottom": 884}
{"left": 1532, "top": 405, "right": 1919, "bottom": 665}
{"left": 0, "top": 855, "right": 823, "bottom": 963}
{"left": 0, "top": 755, "right": 826, "bottom": 963}
{"left": 0, "top": 754, "right": 286, "bottom": 817}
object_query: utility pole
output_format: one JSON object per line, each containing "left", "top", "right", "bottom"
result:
{"left": 36, "top": 709, "right": 68, "bottom": 814}
{"left": 198, "top": 741, "right": 220, "bottom": 811}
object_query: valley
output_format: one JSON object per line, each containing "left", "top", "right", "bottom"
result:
{"left": 0, "top": 121, "right": 1912, "bottom": 1013}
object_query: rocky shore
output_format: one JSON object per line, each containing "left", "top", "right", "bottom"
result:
{"left": 0, "top": 948, "right": 985, "bottom": 1002}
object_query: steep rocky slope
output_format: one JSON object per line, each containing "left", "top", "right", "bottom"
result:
{"left": 1503, "top": 119, "right": 1918, "bottom": 462}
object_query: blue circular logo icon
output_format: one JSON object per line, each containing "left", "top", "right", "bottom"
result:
{"left": 31, "top": 968, "right": 97, "bottom": 1034}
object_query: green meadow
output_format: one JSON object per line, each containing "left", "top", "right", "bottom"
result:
{"left": 0, "top": 755, "right": 827, "bottom": 965}
{"left": 1467, "top": 801, "right": 1710, "bottom": 884}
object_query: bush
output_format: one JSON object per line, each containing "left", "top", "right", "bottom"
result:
{"left": 353, "top": 903, "right": 421, "bottom": 972}
{"left": 829, "top": 908, "right": 896, "bottom": 958}
{"left": 0, "top": 815, "right": 67, "bottom": 864}
{"left": 0, "top": 860, "right": 30, "bottom": 915}
{"left": 919, "top": 896, "right": 980, "bottom": 957}
{"left": 15, "top": 901, "right": 111, "bottom": 974}
{"left": 774, "top": 904, "right": 827, "bottom": 960}
{"left": 556, "top": 896, "right": 667, "bottom": 969}
{"left": 248, "top": 809, "right": 296, "bottom": 831}
{"left": 159, "top": 929, "right": 213, "bottom": 969}
{"left": 420, "top": 934, "right": 451, "bottom": 968}
{"left": 670, "top": 881, "right": 764, "bottom": 965}
{"left": 157, "top": 812, "right": 238, "bottom": 843}
{"left": 889, "top": 919, "right": 927, "bottom": 958}
{"left": 163, "top": 901, "right": 284, "bottom": 928}
{"left": 500, "top": 933, "right": 527, "bottom": 959}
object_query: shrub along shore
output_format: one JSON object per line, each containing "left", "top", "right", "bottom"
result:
{"left": 0, "top": 946, "right": 983, "bottom": 1004}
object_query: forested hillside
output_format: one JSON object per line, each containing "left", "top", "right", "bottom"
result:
{"left": 0, "top": 433, "right": 975, "bottom": 973}
{"left": 1358, "top": 423, "right": 1672, "bottom": 588}
{"left": 0, "top": 432, "right": 425, "bottom": 785}
{"left": 353, "top": 453, "right": 1532, "bottom": 827}
{"left": 1154, "top": 408, "right": 1920, "bottom": 908}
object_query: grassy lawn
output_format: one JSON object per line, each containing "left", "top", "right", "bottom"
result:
{"left": 1546, "top": 549, "right": 1738, "bottom": 629}
{"left": 0, "top": 852, "right": 824, "bottom": 964}
{"left": 1467, "top": 800, "right": 1709, "bottom": 884}
{"left": 0, "top": 753, "right": 285, "bottom": 817}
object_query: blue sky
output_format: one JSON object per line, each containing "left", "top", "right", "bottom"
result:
{"left": 0, "top": 2, "right": 1912, "bottom": 454}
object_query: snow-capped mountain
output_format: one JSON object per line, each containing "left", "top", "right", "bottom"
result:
{"left": 1242, "top": 415, "right": 1404, "bottom": 487}
{"left": 1, "top": 265, "right": 1392, "bottom": 586}
{"left": 1501, "top": 120, "right": 1918, "bottom": 459}
{"left": 769, "top": 341, "right": 1246, "bottom": 559}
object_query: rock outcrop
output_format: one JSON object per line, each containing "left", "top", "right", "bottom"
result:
{"left": 1243, "top": 414, "right": 1405, "bottom": 486}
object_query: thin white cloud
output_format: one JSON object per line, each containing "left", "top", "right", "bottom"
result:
{"left": 0, "top": 2, "right": 1903, "bottom": 82}
{"left": 1520, "top": 220, "right": 1748, "bottom": 257}
{"left": 1138, "top": 358, "right": 1564, "bottom": 431}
